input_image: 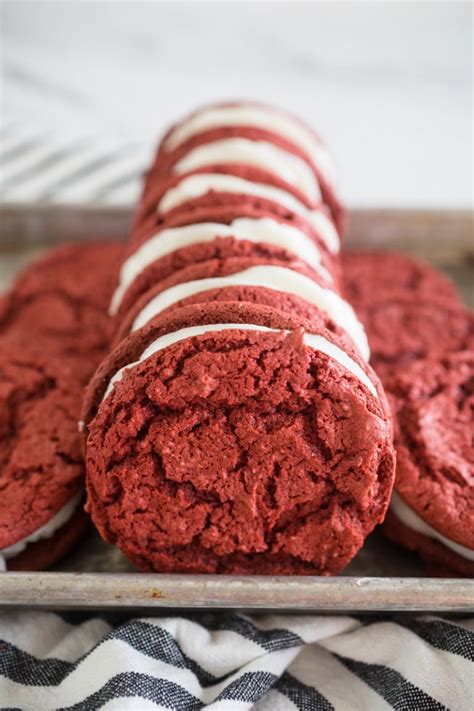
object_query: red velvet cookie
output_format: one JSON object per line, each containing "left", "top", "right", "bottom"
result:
{"left": 0, "top": 241, "right": 125, "bottom": 383}
{"left": 342, "top": 251, "right": 461, "bottom": 309}
{"left": 354, "top": 297, "right": 473, "bottom": 380}
{"left": 112, "top": 257, "right": 367, "bottom": 360}
{"left": 134, "top": 165, "right": 333, "bottom": 241}
{"left": 131, "top": 193, "right": 338, "bottom": 261}
{"left": 115, "top": 239, "right": 338, "bottom": 328}
{"left": 146, "top": 100, "right": 345, "bottom": 235}
{"left": 116, "top": 199, "right": 340, "bottom": 323}
{"left": 383, "top": 351, "right": 474, "bottom": 576}
{"left": 342, "top": 252, "right": 470, "bottom": 379}
{"left": 0, "top": 347, "right": 88, "bottom": 571}
{"left": 84, "top": 302, "right": 394, "bottom": 575}
{"left": 146, "top": 127, "right": 323, "bottom": 203}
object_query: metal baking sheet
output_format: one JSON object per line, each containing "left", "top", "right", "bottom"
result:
{"left": 0, "top": 205, "right": 473, "bottom": 612}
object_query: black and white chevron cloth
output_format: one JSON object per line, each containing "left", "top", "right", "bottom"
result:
{"left": 0, "top": 611, "right": 472, "bottom": 710}
{"left": 1, "top": 108, "right": 149, "bottom": 208}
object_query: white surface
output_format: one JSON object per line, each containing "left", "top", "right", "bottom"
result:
{"left": 1, "top": 1, "right": 472, "bottom": 208}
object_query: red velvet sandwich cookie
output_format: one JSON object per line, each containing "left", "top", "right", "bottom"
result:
{"left": 145, "top": 100, "right": 345, "bottom": 235}
{"left": 112, "top": 256, "right": 369, "bottom": 360}
{"left": 152, "top": 133, "right": 322, "bottom": 207}
{"left": 133, "top": 165, "right": 341, "bottom": 257}
{"left": 0, "top": 347, "right": 88, "bottom": 571}
{"left": 0, "top": 241, "right": 125, "bottom": 383}
{"left": 383, "top": 351, "right": 474, "bottom": 576}
{"left": 83, "top": 302, "right": 394, "bottom": 576}
{"left": 115, "top": 202, "right": 340, "bottom": 323}
{"left": 131, "top": 192, "right": 339, "bottom": 260}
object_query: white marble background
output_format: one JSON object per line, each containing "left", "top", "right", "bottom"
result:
{"left": 1, "top": 1, "right": 472, "bottom": 208}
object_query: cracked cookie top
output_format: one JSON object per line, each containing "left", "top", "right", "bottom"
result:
{"left": 386, "top": 350, "right": 474, "bottom": 550}
{"left": 0, "top": 241, "right": 125, "bottom": 383}
{"left": 0, "top": 346, "right": 85, "bottom": 549}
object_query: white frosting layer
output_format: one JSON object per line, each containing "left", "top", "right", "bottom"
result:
{"left": 104, "top": 323, "right": 377, "bottom": 401}
{"left": 110, "top": 218, "right": 334, "bottom": 315}
{"left": 173, "top": 137, "right": 320, "bottom": 204}
{"left": 157, "top": 174, "right": 340, "bottom": 253}
{"left": 390, "top": 491, "right": 474, "bottom": 562}
{"left": 130, "top": 265, "right": 370, "bottom": 360}
{"left": 163, "top": 104, "right": 335, "bottom": 184}
{"left": 0, "top": 490, "right": 83, "bottom": 571}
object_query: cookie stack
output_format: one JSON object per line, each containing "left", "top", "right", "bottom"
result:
{"left": 83, "top": 102, "right": 395, "bottom": 575}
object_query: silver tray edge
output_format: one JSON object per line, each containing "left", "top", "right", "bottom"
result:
{"left": 1, "top": 204, "right": 473, "bottom": 259}
{"left": 1, "top": 573, "right": 473, "bottom": 612}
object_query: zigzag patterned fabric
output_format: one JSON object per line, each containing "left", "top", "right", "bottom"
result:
{"left": 1, "top": 108, "right": 148, "bottom": 208}
{"left": 0, "top": 611, "right": 472, "bottom": 710}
